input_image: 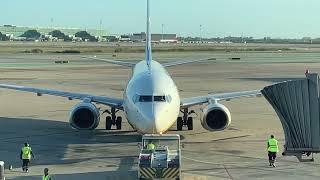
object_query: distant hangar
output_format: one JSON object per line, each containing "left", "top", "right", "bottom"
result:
{"left": 130, "top": 32, "right": 177, "bottom": 43}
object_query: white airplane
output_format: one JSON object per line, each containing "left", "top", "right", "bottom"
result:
{"left": 0, "top": 0, "right": 261, "bottom": 134}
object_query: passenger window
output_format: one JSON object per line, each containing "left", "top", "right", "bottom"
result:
{"left": 154, "top": 96, "right": 166, "bottom": 102}
{"left": 139, "top": 96, "right": 153, "bottom": 102}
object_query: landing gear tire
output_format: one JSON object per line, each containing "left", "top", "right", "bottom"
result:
{"left": 106, "top": 116, "right": 112, "bottom": 130}
{"left": 116, "top": 116, "right": 122, "bottom": 130}
{"left": 177, "top": 117, "right": 183, "bottom": 131}
{"left": 187, "top": 117, "right": 193, "bottom": 130}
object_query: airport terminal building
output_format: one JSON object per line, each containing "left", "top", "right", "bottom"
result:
{"left": 130, "top": 32, "right": 177, "bottom": 42}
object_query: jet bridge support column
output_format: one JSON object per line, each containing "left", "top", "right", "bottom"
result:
{"left": 0, "top": 161, "right": 4, "bottom": 180}
{"left": 262, "top": 73, "right": 320, "bottom": 162}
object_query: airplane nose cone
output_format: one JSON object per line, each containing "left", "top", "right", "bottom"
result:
{"left": 154, "top": 114, "right": 167, "bottom": 133}
{"left": 140, "top": 105, "right": 167, "bottom": 133}
{"left": 140, "top": 112, "right": 161, "bottom": 133}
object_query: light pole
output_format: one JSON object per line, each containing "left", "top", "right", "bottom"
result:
{"left": 99, "top": 19, "right": 103, "bottom": 38}
{"left": 50, "top": 18, "right": 53, "bottom": 29}
{"left": 161, "top": 24, "right": 164, "bottom": 41}
{"left": 200, "top": 24, "right": 202, "bottom": 43}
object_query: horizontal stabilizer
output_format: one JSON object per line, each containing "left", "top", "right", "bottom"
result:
{"left": 163, "top": 57, "right": 215, "bottom": 67}
{"left": 82, "top": 56, "right": 136, "bottom": 67}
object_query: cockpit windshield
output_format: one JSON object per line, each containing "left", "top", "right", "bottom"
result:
{"left": 154, "top": 96, "right": 166, "bottom": 102}
{"left": 139, "top": 95, "right": 153, "bottom": 102}
{"left": 137, "top": 95, "right": 167, "bottom": 102}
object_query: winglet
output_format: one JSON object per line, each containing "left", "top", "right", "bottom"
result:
{"left": 145, "top": 0, "right": 152, "bottom": 66}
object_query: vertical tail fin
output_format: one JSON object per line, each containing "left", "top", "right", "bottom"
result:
{"left": 145, "top": 0, "right": 152, "bottom": 66}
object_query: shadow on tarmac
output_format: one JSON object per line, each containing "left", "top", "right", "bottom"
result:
{"left": 0, "top": 117, "right": 140, "bottom": 179}
{"left": 11, "top": 170, "right": 137, "bottom": 180}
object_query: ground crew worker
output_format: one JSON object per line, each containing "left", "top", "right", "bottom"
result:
{"left": 43, "top": 168, "right": 52, "bottom": 180}
{"left": 147, "top": 141, "right": 155, "bottom": 150}
{"left": 20, "top": 142, "right": 34, "bottom": 172}
{"left": 305, "top": 69, "right": 310, "bottom": 77}
{"left": 267, "top": 135, "right": 279, "bottom": 167}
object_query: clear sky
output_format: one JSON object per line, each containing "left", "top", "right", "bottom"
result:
{"left": 1, "top": 0, "right": 320, "bottom": 38}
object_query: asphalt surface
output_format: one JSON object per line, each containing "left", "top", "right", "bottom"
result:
{"left": 1, "top": 52, "right": 320, "bottom": 179}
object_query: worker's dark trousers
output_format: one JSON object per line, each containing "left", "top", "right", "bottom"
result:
{"left": 22, "top": 159, "right": 30, "bottom": 171}
{"left": 268, "top": 151, "right": 277, "bottom": 163}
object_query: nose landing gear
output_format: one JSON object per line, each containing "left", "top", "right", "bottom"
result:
{"left": 103, "top": 107, "right": 122, "bottom": 130}
{"left": 176, "top": 108, "right": 196, "bottom": 131}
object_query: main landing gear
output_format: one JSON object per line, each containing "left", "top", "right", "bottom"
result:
{"left": 177, "top": 108, "right": 196, "bottom": 131}
{"left": 103, "top": 107, "right": 122, "bottom": 130}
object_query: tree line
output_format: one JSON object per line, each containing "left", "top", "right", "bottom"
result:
{"left": 0, "top": 29, "right": 98, "bottom": 42}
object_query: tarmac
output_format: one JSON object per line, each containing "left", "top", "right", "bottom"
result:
{"left": 1, "top": 51, "right": 320, "bottom": 179}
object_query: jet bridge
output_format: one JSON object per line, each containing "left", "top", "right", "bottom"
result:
{"left": 262, "top": 73, "right": 320, "bottom": 162}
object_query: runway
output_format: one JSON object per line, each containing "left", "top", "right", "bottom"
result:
{"left": 1, "top": 51, "right": 320, "bottom": 179}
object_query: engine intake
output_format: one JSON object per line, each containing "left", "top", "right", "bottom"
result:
{"left": 201, "top": 103, "right": 231, "bottom": 131}
{"left": 69, "top": 102, "right": 100, "bottom": 130}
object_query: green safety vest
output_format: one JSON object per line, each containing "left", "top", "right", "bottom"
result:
{"left": 147, "top": 143, "right": 155, "bottom": 150}
{"left": 22, "top": 146, "right": 32, "bottom": 160}
{"left": 267, "top": 138, "right": 279, "bottom": 152}
{"left": 42, "top": 175, "right": 51, "bottom": 180}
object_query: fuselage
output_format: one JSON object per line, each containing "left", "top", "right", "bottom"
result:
{"left": 123, "top": 60, "right": 180, "bottom": 134}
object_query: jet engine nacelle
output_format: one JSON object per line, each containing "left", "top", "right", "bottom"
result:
{"left": 201, "top": 103, "right": 231, "bottom": 131}
{"left": 69, "top": 102, "right": 100, "bottom": 130}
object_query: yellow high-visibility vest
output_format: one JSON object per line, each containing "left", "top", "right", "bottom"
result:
{"left": 21, "top": 146, "right": 32, "bottom": 160}
{"left": 42, "top": 175, "right": 51, "bottom": 180}
{"left": 268, "top": 138, "right": 279, "bottom": 152}
{"left": 147, "top": 143, "right": 155, "bottom": 150}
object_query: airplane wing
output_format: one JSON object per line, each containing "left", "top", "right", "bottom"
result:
{"left": 162, "top": 57, "right": 215, "bottom": 67}
{"left": 0, "top": 84, "right": 123, "bottom": 108}
{"left": 82, "top": 56, "right": 136, "bottom": 67}
{"left": 180, "top": 90, "right": 262, "bottom": 108}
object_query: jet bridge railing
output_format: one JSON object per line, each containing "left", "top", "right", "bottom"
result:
{"left": 262, "top": 73, "right": 320, "bottom": 162}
